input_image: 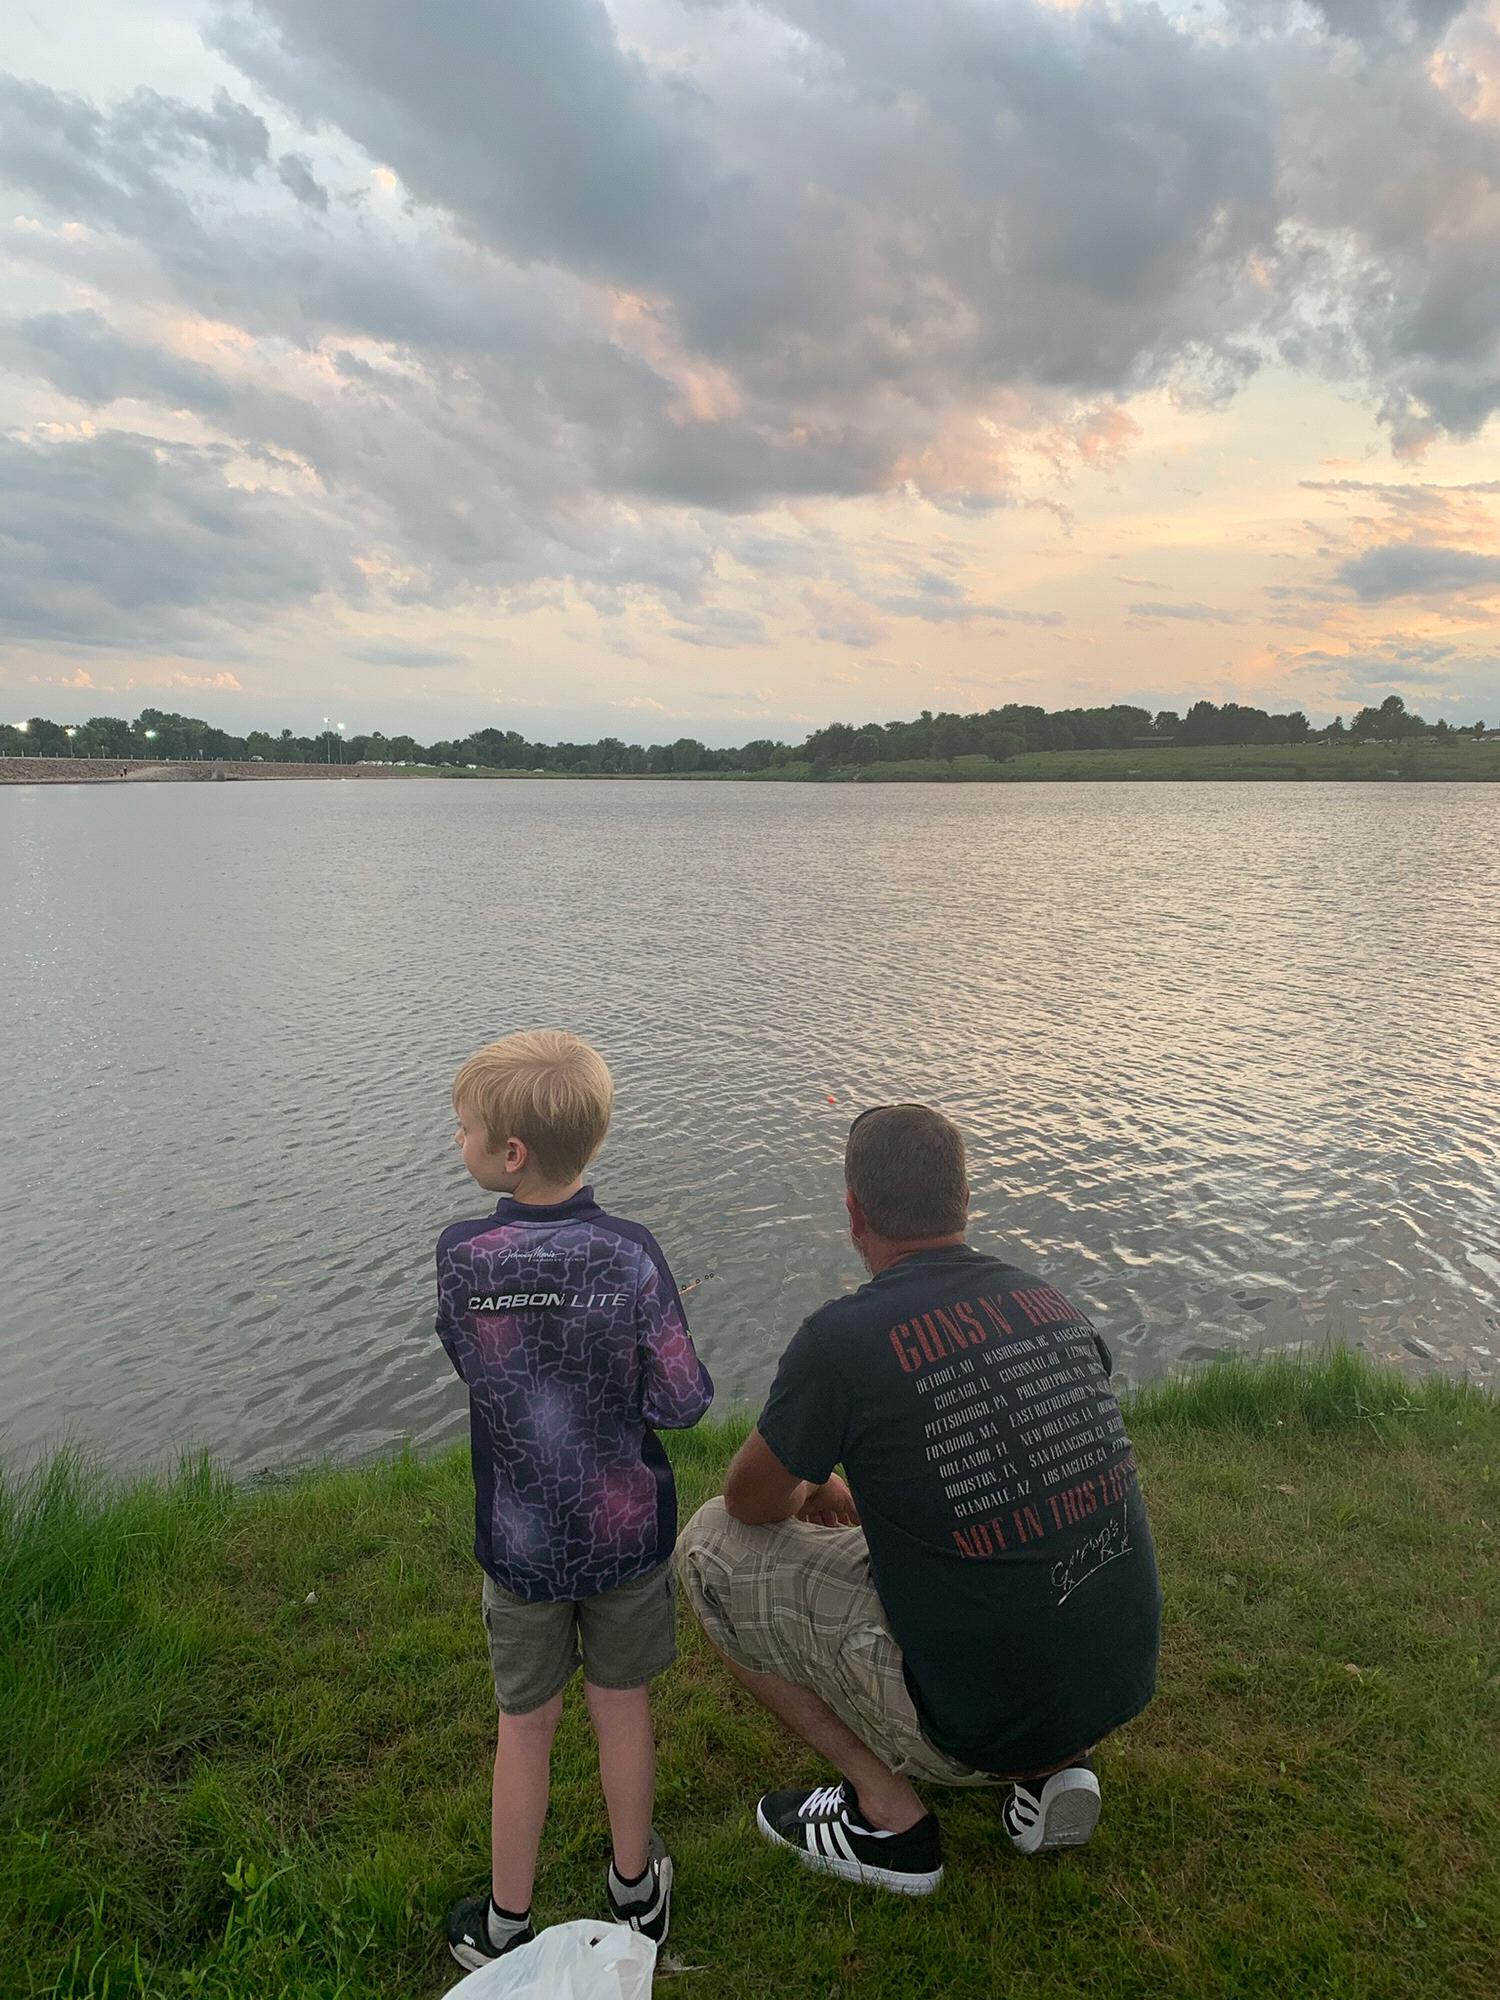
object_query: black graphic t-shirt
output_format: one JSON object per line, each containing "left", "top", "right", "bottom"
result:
{"left": 757, "top": 1246, "right": 1162, "bottom": 1774}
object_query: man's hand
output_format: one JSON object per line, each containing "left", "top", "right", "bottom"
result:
{"left": 796, "top": 1474, "right": 860, "bottom": 1529}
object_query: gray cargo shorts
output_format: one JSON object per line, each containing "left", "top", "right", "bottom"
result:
{"left": 675, "top": 1497, "right": 997, "bottom": 1786}
{"left": 481, "top": 1559, "right": 677, "bottom": 1715}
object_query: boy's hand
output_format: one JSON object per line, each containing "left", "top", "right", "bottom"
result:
{"left": 797, "top": 1474, "right": 860, "bottom": 1529}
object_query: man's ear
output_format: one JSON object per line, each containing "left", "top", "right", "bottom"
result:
{"left": 846, "top": 1189, "right": 865, "bottom": 1235}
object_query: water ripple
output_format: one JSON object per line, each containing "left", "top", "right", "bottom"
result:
{"left": 0, "top": 778, "right": 1495, "bottom": 1471}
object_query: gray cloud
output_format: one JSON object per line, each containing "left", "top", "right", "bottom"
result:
{"left": 0, "top": 73, "right": 268, "bottom": 240}
{"left": 1266, "top": 16, "right": 1500, "bottom": 444}
{"left": 1322, "top": 0, "right": 1470, "bottom": 41}
{"left": 2, "top": 0, "right": 1500, "bottom": 650}
{"left": 1231, "top": 0, "right": 1470, "bottom": 49}
{"left": 198, "top": 0, "right": 1287, "bottom": 493}
{"left": 0, "top": 309, "right": 231, "bottom": 410}
{"left": 1336, "top": 543, "right": 1500, "bottom": 598}
{"left": 213, "top": 0, "right": 722, "bottom": 291}
{"left": 666, "top": 606, "right": 769, "bottom": 649}
{"left": 0, "top": 429, "right": 351, "bottom": 645}
{"left": 1285, "top": 641, "right": 1494, "bottom": 707}
{"left": 217, "top": 1, "right": 1496, "bottom": 470}
{"left": 351, "top": 642, "right": 466, "bottom": 668}
{"left": 275, "top": 150, "right": 328, "bottom": 210}
{"left": 1129, "top": 601, "right": 1243, "bottom": 623}
{"left": 872, "top": 572, "right": 1064, "bottom": 626}
{"left": 112, "top": 82, "right": 270, "bottom": 175}
{"left": 882, "top": 598, "right": 1065, "bottom": 628}
{"left": 1302, "top": 478, "right": 1500, "bottom": 501}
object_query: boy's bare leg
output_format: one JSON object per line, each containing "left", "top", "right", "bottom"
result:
{"left": 584, "top": 1680, "right": 654, "bottom": 1880}
{"left": 721, "top": 1657, "right": 925, "bottom": 1833}
{"left": 491, "top": 1693, "right": 565, "bottom": 1913}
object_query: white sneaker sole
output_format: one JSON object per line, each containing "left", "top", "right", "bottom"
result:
{"left": 755, "top": 1802, "right": 943, "bottom": 1895}
{"left": 1010, "top": 1768, "right": 1102, "bottom": 1855}
{"left": 448, "top": 1920, "right": 535, "bottom": 1971}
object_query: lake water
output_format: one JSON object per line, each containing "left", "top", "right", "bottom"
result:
{"left": 2, "top": 778, "right": 1496, "bottom": 1473}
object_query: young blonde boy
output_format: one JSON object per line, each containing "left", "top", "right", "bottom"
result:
{"left": 436, "top": 1031, "right": 713, "bottom": 1967}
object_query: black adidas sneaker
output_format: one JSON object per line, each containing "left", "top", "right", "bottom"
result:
{"left": 756, "top": 1781, "right": 943, "bottom": 1894}
{"left": 607, "top": 1829, "right": 673, "bottom": 1944}
{"left": 1002, "top": 1759, "right": 1101, "bottom": 1855}
{"left": 445, "top": 1893, "right": 535, "bottom": 1971}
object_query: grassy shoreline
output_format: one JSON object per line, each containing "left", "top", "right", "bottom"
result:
{"left": 4, "top": 1353, "right": 1497, "bottom": 1998}
{"left": 437, "top": 740, "right": 1500, "bottom": 783}
{"left": 5, "top": 739, "right": 1498, "bottom": 787}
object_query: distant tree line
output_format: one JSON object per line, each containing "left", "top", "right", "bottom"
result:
{"left": 1, "top": 693, "right": 1485, "bottom": 773}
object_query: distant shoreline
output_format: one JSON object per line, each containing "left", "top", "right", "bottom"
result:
{"left": 5, "top": 741, "right": 1499, "bottom": 786}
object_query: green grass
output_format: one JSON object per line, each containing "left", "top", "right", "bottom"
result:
{"left": 851, "top": 740, "right": 1500, "bottom": 783}
{"left": 3, "top": 1355, "right": 1496, "bottom": 1998}
{"left": 12, "top": 744, "right": 1495, "bottom": 789}
{"left": 425, "top": 741, "right": 1500, "bottom": 784}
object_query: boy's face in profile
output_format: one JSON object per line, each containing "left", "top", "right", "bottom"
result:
{"left": 455, "top": 1102, "right": 524, "bottom": 1193}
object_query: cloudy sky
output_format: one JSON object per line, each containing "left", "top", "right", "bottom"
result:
{"left": 3, "top": 0, "right": 1499, "bottom": 743}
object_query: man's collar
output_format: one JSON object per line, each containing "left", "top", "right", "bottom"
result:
{"left": 870, "top": 1241, "right": 984, "bottom": 1279}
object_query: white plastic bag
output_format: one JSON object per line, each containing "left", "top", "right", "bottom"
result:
{"left": 446, "top": 1920, "right": 657, "bottom": 2000}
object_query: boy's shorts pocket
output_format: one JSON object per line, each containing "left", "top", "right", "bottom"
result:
{"left": 480, "top": 1577, "right": 580, "bottom": 1713}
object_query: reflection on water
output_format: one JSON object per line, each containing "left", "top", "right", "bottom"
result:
{"left": 1, "top": 778, "right": 1496, "bottom": 1471}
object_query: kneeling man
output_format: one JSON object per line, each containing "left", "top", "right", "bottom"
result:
{"left": 677, "top": 1104, "right": 1162, "bottom": 1894}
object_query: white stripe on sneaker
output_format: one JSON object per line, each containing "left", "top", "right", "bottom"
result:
{"left": 756, "top": 1802, "right": 944, "bottom": 1897}
{"left": 630, "top": 1884, "right": 666, "bottom": 1926}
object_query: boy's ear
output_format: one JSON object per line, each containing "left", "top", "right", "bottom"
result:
{"left": 505, "top": 1135, "right": 529, "bottom": 1174}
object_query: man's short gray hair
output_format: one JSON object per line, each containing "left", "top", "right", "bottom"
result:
{"left": 844, "top": 1103, "right": 968, "bottom": 1240}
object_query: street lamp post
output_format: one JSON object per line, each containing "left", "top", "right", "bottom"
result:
{"left": 64, "top": 726, "right": 77, "bottom": 757}
{"left": 336, "top": 721, "right": 346, "bottom": 765}
{"left": 143, "top": 728, "right": 158, "bottom": 761}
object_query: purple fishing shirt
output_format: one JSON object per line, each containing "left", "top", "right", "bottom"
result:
{"left": 435, "top": 1186, "right": 714, "bottom": 1601}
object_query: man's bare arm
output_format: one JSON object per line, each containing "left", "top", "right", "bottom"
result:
{"left": 724, "top": 1429, "right": 859, "bottom": 1527}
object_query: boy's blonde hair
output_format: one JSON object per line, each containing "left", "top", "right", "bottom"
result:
{"left": 453, "top": 1030, "right": 614, "bottom": 1182}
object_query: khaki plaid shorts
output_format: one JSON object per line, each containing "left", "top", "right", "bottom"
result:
{"left": 676, "top": 1498, "right": 997, "bottom": 1787}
